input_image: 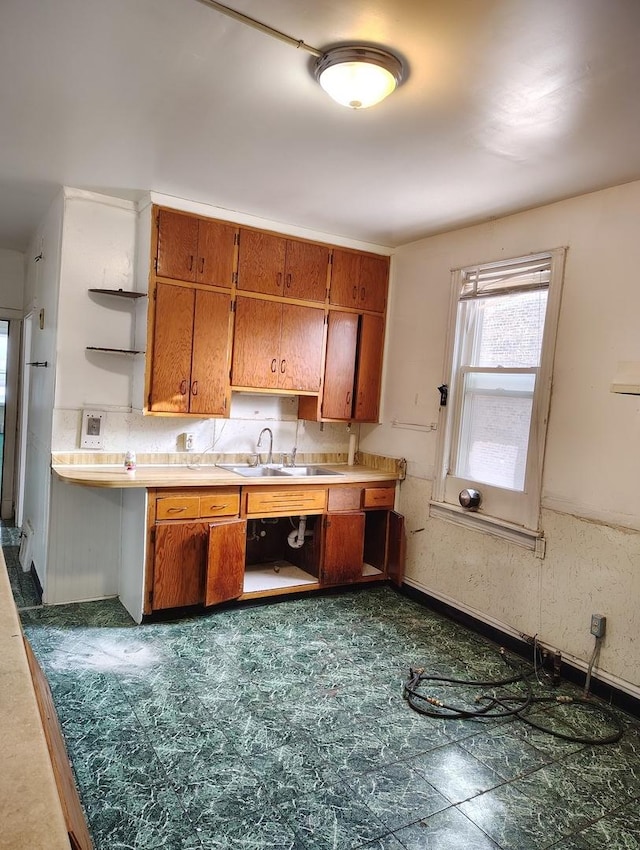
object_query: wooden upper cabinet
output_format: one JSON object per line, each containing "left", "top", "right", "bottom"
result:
{"left": 149, "top": 282, "right": 231, "bottom": 415}
{"left": 156, "top": 208, "right": 236, "bottom": 288}
{"left": 321, "top": 311, "right": 358, "bottom": 419}
{"left": 231, "top": 296, "right": 324, "bottom": 394}
{"left": 237, "top": 229, "right": 329, "bottom": 302}
{"left": 354, "top": 312, "right": 385, "bottom": 422}
{"left": 330, "top": 249, "right": 389, "bottom": 313}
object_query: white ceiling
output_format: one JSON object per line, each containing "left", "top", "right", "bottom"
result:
{"left": 2, "top": 0, "right": 640, "bottom": 252}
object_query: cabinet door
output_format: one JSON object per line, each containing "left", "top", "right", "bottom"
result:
{"left": 278, "top": 303, "right": 324, "bottom": 392}
{"left": 329, "top": 249, "right": 360, "bottom": 308}
{"left": 149, "top": 283, "right": 194, "bottom": 413}
{"left": 354, "top": 313, "right": 385, "bottom": 422}
{"left": 190, "top": 289, "right": 232, "bottom": 415}
{"left": 321, "top": 311, "right": 358, "bottom": 419}
{"left": 387, "top": 511, "right": 406, "bottom": 587}
{"left": 237, "top": 229, "right": 286, "bottom": 296}
{"left": 156, "top": 209, "right": 198, "bottom": 282}
{"left": 197, "top": 219, "right": 237, "bottom": 287}
{"left": 205, "top": 519, "right": 246, "bottom": 606}
{"left": 285, "top": 240, "right": 329, "bottom": 302}
{"left": 231, "top": 297, "right": 281, "bottom": 389}
{"left": 322, "top": 511, "right": 365, "bottom": 585}
{"left": 358, "top": 254, "right": 389, "bottom": 313}
{"left": 153, "top": 521, "right": 209, "bottom": 609}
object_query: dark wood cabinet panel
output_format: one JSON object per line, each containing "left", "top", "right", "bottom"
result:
{"left": 196, "top": 218, "right": 236, "bottom": 287}
{"left": 149, "top": 283, "right": 195, "bottom": 413}
{"left": 149, "top": 283, "right": 231, "bottom": 415}
{"left": 232, "top": 297, "right": 324, "bottom": 393}
{"left": 237, "top": 229, "right": 286, "bottom": 296}
{"left": 231, "top": 297, "right": 281, "bottom": 389}
{"left": 278, "top": 303, "right": 324, "bottom": 392}
{"left": 205, "top": 519, "right": 246, "bottom": 606}
{"left": 153, "top": 521, "right": 209, "bottom": 609}
{"left": 190, "top": 289, "right": 232, "bottom": 415}
{"left": 156, "top": 209, "right": 235, "bottom": 288}
{"left": 238, "top": 229, "right": 329, "bottom": 302}
{"left": 156, "top": 209, "right": 199, "bottom": 283}
{"left": 354, "top": 313, "right": 385, "bottom": 422}
{"left": 322, "top": 511, "right": 365, "bottom": 585}
{"left": 330, "top": 248, "right": 388, "bottom": 313}
{"left": 321, "top": 311, "right": 358, "bottom": 418}
{"left": 387, "top": 511, "right": 406, "bottom": 588}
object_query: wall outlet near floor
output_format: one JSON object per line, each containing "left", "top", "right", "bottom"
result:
{"left": 80, "top": 409, "right": 105, "bottom": 449}
{"left": 590, "top": 613, "right": 606, "bottom": 638}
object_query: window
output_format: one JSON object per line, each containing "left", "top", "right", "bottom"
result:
{"left": 432, "top": 249, "right": 565, "bottom": 546}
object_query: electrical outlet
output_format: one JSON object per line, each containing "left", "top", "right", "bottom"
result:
{"left": 590, "top": 613, "right": 606, "bottom": 638}
{"left": 80, "top": 409, "right": 105, "bottom": 449}
{"left": 185, "top": 433, "right": 194, "bottom": 452}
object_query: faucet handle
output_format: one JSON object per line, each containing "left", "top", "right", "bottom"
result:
{"left": 290, "top": 447, "right": 297, "bottom": 467}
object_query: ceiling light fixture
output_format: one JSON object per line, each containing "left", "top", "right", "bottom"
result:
{"left": 314, "top": 46, "right": 404, "bottom": 109}
{"left": 196, "top": 0, "right": 405, "bottom": 109}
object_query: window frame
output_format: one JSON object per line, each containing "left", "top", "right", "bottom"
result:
{"left": 431, "top": 247, "right": 566, "bottom": 547}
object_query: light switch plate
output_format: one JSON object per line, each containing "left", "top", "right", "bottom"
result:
{"left": 80, "top": 409, "right": 106, "bottom": 449}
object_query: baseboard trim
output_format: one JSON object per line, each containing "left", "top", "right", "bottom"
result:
{"left": 398, "top": 581, "right": 640, "bottom": 719}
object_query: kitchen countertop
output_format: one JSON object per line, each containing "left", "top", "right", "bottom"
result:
{"left": 52, "top": 462, "right": 400, "bottom": 488}
{"left": 0, "top": 552, "right": 71, "bottom": 850}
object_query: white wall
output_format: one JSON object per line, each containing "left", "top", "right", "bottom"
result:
{"left": 22, "top": 191, "right": 64, "bottom": 593}
{"left": 0, "top": 249, "right": 25, "bottom": 315}
{"left": 364, "top": 180, "right": 640, "bottom": 694}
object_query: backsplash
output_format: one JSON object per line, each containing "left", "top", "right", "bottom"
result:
{"left": 52, "top": 394, "right": 354, "bottom": 457}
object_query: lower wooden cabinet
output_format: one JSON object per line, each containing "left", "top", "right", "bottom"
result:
{"left": 146, "top": 483, "right": 404, "bottom": 615}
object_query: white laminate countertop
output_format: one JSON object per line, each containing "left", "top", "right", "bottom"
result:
{"left": 0, "top": 552, "right": 71, "bottom": 850}
{"left": 52, "top": 462, "right": 400, "bottom": 489}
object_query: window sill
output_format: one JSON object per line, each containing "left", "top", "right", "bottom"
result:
{"left": 428, "top": 500, "right": 545, "bottom": 555}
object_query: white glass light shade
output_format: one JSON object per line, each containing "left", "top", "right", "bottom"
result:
{"left": 314, "top": 47, "right": 403, "bottom": 109}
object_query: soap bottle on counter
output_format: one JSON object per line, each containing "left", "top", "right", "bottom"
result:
{"left": 124, "top": 450, "right": 136, "bottom": 472}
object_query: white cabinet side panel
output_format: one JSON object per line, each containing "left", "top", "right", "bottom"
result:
{"left": 119, "top": 488, "right": 147, "bottom": 623}
{"left": 47, "top": 476, "right": 121, "bottom": 604}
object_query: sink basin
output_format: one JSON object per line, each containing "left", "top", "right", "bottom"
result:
{"left": 216, "top": 463, "right": 343, "bottom": 478}
{"left": 279, "top": 466, "right": 343, "bottom": 477}
{"left": 216, "top": 464, "right": 289, "bottom": 478}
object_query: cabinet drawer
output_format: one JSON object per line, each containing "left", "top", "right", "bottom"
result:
{"left": 363, "top": 486, "right": 395, "bottom": 509}
{"left": 245, "top": 488, "right": 327, "bottom": 516}
{"left": 199, "top": 491, "right": 240, "bottom": 518}
{"left": 327, "top": 487, "right": 362, "bottom": 512}
{"left": 156, "top": 495, "right": 200, "bottom": 520}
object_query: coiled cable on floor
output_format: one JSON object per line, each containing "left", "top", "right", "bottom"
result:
{"left": 403, "top": 648, "right": 624, "bottom": 745}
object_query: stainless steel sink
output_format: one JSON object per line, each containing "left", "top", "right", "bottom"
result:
{"left": 216, "top": 464, "right": 289, "bottom": 477}
{"left": 279, "top": 466, "right": 343, "bottom": 477}
{"left": 216, "top": 463, "right": 342, "bottom": 478}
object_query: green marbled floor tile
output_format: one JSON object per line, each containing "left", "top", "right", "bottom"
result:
{"left": 359, "top": 836, "right": 406, "bottom": 850}
{"left": 393, "top": 807, "right": 501, "bottom": 849}
{"left": 574, "top": 802, "right": 640, "bottom": 849}
{"left": 180, "top": 780, "right": 302, "bottom": 849}
{"left": 408, "top": 742, "right": 505, "bottom": 804}
{"left": 343, "top": 760, "right": 450, "bottom": 831}
{"left": 248, "top": 737, "right": 343, "bottom": 803}
{"left": 564, "top": 744, "right": 640, "bottom": 801}
{"left": 456, "top": 723, "right": 552, "bottom": 780}
{"left": 458, "top": 781, "right": 575, "bottom": 850}
{"left": 278, "top": 782, "right": 388, "bottom": 850}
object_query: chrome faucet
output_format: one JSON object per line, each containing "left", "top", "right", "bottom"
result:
{"left": 257, "top": 427, "right": 274, "bottom": 466}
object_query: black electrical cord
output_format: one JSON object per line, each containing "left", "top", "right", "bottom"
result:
{"left": 403, "top": 648, "right": 624, "bottom": 745}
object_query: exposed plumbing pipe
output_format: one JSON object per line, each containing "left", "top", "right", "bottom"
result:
{"left": 287, "top": 516, "right": 308, "bottom": 549}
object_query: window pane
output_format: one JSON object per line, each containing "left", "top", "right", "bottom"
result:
{"left": 455, "top": 372, "right": 536, "bottom": 491}
{"left": 473, "top": 289, "right": 547, "bottom": 368}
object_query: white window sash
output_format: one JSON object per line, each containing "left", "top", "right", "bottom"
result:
{"left": 432, "top": 247, "right": 566, "bottom": 537}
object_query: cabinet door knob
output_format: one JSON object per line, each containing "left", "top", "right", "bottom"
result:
{"left": 276, "top": 272, "right": 282, "bottom": 287}
{"left": 199, "top": 257, "right": 205, "bottom": 274}
{"left": 286, "top": 273, "right": 292, "bottom": 289}
{"left": 191, "top": 380, "right": 198, "bottom": 396}
{"left": 346, "top": 391, "right": 351, "bottom": 405}
{"left": 352, "top": 285, "right": 357, "bottom": 301}
{"left": 360, "top": 286, "right": 366, "bottom": 301}
{"left": 180, "top": 379, "right": 188, "bottom": 395}
{"left": 188, "top": 255, "right": 194, "bottom": 272}
{"left": 280, "top": 359, "right": 286, "bottom": 373}
{"left": 270, "top": 358, "right": 277, "bottom": 373}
